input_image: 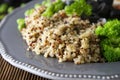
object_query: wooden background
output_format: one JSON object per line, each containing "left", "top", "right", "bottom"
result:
{"left": 0, "top": 56, "right": 50, "bottom": 80}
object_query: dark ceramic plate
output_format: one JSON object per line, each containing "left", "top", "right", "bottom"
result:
{"left": 0, "top": 0, "right": 120, "bottom": 80}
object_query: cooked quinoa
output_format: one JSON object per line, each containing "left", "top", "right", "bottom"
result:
{"left": 21, "top": 6, "right": 103, "bottom": 64}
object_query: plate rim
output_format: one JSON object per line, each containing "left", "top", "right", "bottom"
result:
{"left": 0, "top": 0, "right": 120, "bottom": 80}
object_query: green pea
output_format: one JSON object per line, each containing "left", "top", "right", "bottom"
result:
{"left": 24, "top": 9, "right": 34, "bottom": 16}
{"left": 0, "top": 3, "right": 8, "bottom": 13}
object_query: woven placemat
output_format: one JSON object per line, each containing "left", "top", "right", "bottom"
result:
{"left": 0, "top": 56, "right": 50, "bottom": 80}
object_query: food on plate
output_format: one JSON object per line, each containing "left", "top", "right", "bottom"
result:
{"left": 95, "top": 19, "right": 120, "bottom": 62}
{"left": 17, "top": 18, "right": 25, "bottom": 31}
{"left": 64, "top": 0, "right": 92, "bottom": 16}
{"left": 17, "top": 0, "right": 120, "bottom": 64}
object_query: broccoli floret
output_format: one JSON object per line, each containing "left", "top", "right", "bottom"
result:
{"left": 24, "top": 8, "right": 34, "bottom": 16}
{"left": 41, "top": 0, "right": 92, "bottom": 17}
{"left": 95, "top": 19, "right": 120, "bottom": 62}
{"left": 17, "top": 18, "right": 25, "bottom": 31}
{"left": 34, "top": 3, "right": 41, "bottom": 9}
{"left": 0, "top": 3, "right": 8, "bottom": 13}
{"left": 7, "top": 7, "right": 14, "bottom": 13}
{"left": 95, "top": 19, "right": 120, "bottom": 38}
{"left": 101, "top": 39, "right": 120, "bottom": 62}
{"left": 42, "top": 4, "right": 54, "bottom": 18}
{"left": 42, "top": 0, "right": 51, "bottom": 7}
{"left": 42, "top": 0, "right": 65, "bottom": 18}
{"left": 103, "top": 45, "right": 120, "bottom": 62}
{"left": 0, "top": 14, "right": 5, "bottom": 20}
{"left": 54, "top": 0, "right": 65, "bottom": 12}
{"left": 65, "top": 0, "right": 92, "bottom": 16}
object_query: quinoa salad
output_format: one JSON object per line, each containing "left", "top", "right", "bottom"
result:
{"left": 17, "top": 0, "right": 120, "bottom": 64}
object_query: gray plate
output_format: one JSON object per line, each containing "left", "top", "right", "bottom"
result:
{"left": 0, "top": 0, "right": 120, "bottom": 80}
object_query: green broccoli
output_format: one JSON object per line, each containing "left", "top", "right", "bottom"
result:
{"left": 20, "top": 3, "right": 26, "bottom": 8}
{"left": 53, "top": 0, "right": 65, "bottom": 12}
{"left": 0, "top": 14, "right": 5, "bottom": 20}
{"left": 65, "top": 0, "right": 92, "bottom": 16}
{"left": 41, "top": 0, "right": 91, "bottom": 17}
{"left": 42, "top": 4, "right": 54, "bottom": 18}
{"left": 7, "top": 7, "right": 14, "bottom": 13}
{"left": 17, "top": 18, "right": 25, "bottom": 31}
{"left": 42, "top": 0, "right": 65, "bottom": 18}
{"left": 34, "top": 3, "right": 41, "bottom": 9}
{"left": 0, "top": 3, "right": 8, "bottom": 13}
{"left": 24, "top": 8, "right": 34, "bottom": 16}
{"left": 42, "top": 0, "right": 52, "bottom": 7}
{"left": 95, "top": 19, "right": 120, "bottom": 62}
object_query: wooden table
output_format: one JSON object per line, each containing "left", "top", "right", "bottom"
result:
{"left": 0, "top": 56, "right": 50, "bottom": 80}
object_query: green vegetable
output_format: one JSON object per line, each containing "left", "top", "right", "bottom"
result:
{"left": 24, "top": 8, "right": 34, "bottom": 16}
{"left": 0, "top": 3, "right": 8, "bottom": 13}
{"left": 53, "top": 0, "right": 65, "bottom": 12}
{"left": 42, "top": 0, "right": 52, "bottom": 7}
{"left": 34, "top": 3, "right": 41, "bottom": 9}
{"left": 0, "top": 14, "right": 5, "bottom": 20}
{"left": 65, "top": 0, "right": 92, "bottom": 16}
{"left": 7, "top": 7, "right": 14, "bottom": 13}
{"left": 41, "top": 0, "right": 91, "bottom": 17}
{"left": 95, "top": 19, "right": 120, "bottom": 62}
{"left": 42, "top": 0, "right": 65, "bottom": 18}
{"left": 17, "top": 18, "right": 25, "bottom": 30}
{"left": 42, "top": 4, "right": 54, "bottom": 17}
{"left": 20, "top": 3, "right": 26, "bottom": 7}
{"left": 101, "top": 39, "right": 120, "bottom": 62}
